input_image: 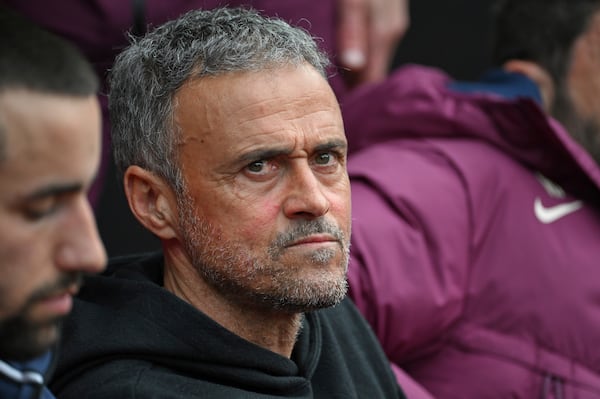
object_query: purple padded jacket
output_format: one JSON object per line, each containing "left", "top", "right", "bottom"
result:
{"left": 345, "top": 65, "right": 600, "bottom": 399}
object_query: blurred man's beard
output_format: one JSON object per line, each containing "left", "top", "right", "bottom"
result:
{"left": 0, "top": 313, "right": 64, "bottom": 361}
{"left": 176, "top": 192, "right": 350, "bottom": 313}
{"left": 552, "top": 83, "right": 600, "bottom": 165}
{"left": 0, "top": 272, "right": 81, "bottom": 361}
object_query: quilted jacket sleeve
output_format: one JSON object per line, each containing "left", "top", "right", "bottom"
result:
{"left": 347, "top": 140, "right": 472, "bottom": 375}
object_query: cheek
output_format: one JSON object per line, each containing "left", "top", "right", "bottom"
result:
{"left": 328, "top": 180, "right": 352, "bottom": 231}
{"left": 567, "top": 37, "right": 600, "bottom": 119}
{"left": 569, "top": 74, "right": 597, "bottom": 118}
{"left": 0, "top": 241, "right": 44, "bottom": 317}
{"left": 569, "top": 76, "right": 600, "bottom": 130}
{"left": 224, "top": 198, "right": 282, "bottom": 240}
{"left": 0, "top": 215, "right": 61, "bottom": 315}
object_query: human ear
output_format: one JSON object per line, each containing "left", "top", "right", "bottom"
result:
{"left": 123, "top": 165, "right": 178, "bottom": 240}
{"left": 503, "top": 59, "right": 555, "bottom": 112}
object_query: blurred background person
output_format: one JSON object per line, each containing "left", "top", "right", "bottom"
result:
{"left": 344, "top": 0, "right": 600, "bottom": 397}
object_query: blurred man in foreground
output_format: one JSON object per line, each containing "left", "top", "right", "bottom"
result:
{"left": 0, "top": 8, "right": 107, "bottom": 399}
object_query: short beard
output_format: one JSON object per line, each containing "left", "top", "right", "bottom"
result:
{"left": 176, "top": 191, "right": 350, "bottom": 314}
{"left": 0, "top": 273, "right": 81, "bottom": 361}
{"left": 552, "top": 82, "right": 600, "bottom": 165}
{"left": 0, "top": 315, "right": 64, "bottom": 361}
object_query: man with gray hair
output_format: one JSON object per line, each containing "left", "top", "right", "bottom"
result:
{"left": 49, "top": 7, "right": 405, "bottom": 399}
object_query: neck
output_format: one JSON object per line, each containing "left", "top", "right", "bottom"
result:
{"left": 162, "top": 244, "right": 303, "bottom": 358}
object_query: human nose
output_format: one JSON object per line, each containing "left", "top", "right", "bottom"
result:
{"left": 282, "top": 163, "right": 331, "bottom": 219}
{"left": 55, "top": 196, "right": 107, "bottom": 274}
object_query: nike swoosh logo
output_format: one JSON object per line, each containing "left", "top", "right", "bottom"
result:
{"left": 534, "top": 197, "right": 583, "bottom": 224}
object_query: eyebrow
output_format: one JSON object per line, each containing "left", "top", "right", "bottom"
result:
{"left": 236, "top": 146, "right": 293, "bottom": 165}
{"left": 24, "top": 182, "right": 84, "bottom": 201}
{"left": 314, "top": 139, "right": 348, "bottom": 153}
{"left": 236, "top": 139, "right": 348, "bottom": 164}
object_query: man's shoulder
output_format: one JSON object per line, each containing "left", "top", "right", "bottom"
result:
{"left": 51, "top": 358, "right": 156, "bottom": 399}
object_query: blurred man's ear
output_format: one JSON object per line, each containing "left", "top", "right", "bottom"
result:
{"left": 123, "top": 166, "right": 179, "bottom": 240}
{"left": 503, "top": 59, "right": 555, "bottom": 112}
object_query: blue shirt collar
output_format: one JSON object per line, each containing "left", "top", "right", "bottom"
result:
{"left": 0, "top": 350, "right": 56, "bottom": 399}
{"left": 448, "top": 68, "right": 543, "bottom": 104}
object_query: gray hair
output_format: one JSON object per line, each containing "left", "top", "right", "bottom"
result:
{"left": 109, "top": 7, "right": 331, "bottom": 190}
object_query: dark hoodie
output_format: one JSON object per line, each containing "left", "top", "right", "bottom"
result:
{"left": 50, "top": 252, "right": 404, "bottom": 398}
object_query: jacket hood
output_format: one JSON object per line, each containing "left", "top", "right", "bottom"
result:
{"left": 341, "top": 64, "right": 600, "bottom": 204}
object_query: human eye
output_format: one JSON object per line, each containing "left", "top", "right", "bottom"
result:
{"left": 247, "top": 160, "right": 266, "bottom": 174}
{"left": 312, "top": 150, "right": 343, "bottom": 172}
{"left": 244, "top": 159, "right": 279, "bottom": 179}
{"left": 315, "top": 152, "right": 335, "bottom": 165}
{"left": 23, "top": 196, "right": 60, "bottom": 221}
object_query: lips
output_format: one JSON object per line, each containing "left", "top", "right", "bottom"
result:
{"left": 37, "top": 291, "right": 73, "bottom": 316}
{"left": 287, "top": 234, "right": 338, "bottom": 247}
{"left": 36, "top": 284, "right": 80, "bottom": 316}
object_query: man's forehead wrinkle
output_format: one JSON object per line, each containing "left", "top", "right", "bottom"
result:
{"left": 232, "top": 110, "right": 341, "bottom": 136}
{"left": 233, "top": 89, "right": 336, "bottom": 119}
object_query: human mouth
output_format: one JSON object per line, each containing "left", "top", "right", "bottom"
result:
{"left": 287, "top": 234, "right": 339, "bottom": 248}
{"left": 36, "top": 285, "right": 79, "bottom": 316}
